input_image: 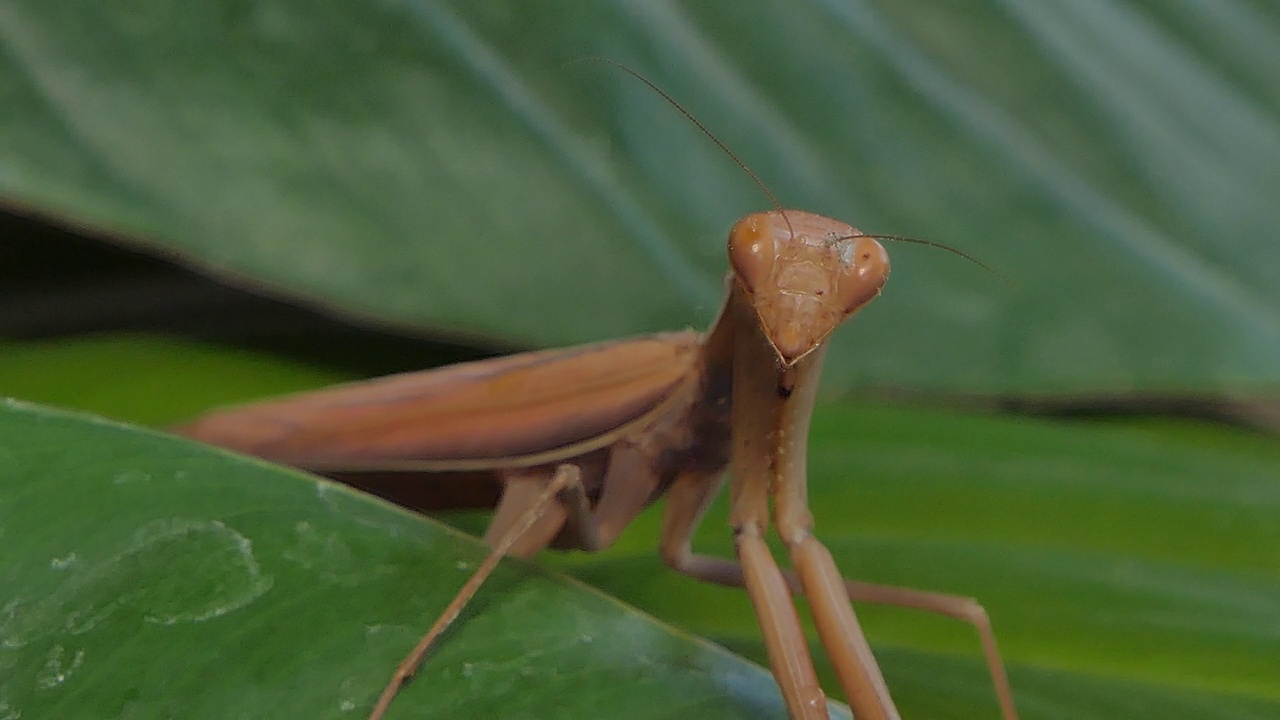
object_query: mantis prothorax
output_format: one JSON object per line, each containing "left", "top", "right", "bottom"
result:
{"left": 175, "top": 63, "right": 1017, "bottom": 720}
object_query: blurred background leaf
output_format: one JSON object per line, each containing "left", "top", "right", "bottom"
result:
{"left": 3, "top": 0, "right": 1279, "bottom": 396}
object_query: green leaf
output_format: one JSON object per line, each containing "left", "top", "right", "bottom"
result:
{"left": 3, "top": 1, "right": 1278, "bottom": 394}
{"left": 0, "top": 400, "right": 850, "bottom": 720}
{"left": 3, "top": 397, "right": 1278, "bottom": 719}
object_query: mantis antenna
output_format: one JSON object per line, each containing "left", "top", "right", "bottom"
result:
{"left": 572, "top": 56, "right": 1002, "bottom": 280}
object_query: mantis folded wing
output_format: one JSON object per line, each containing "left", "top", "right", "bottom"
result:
{"left": 175, "top": 209, "right": 1018, "bottom": 720}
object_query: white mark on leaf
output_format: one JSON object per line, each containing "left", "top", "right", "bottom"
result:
{"left": 49, "top": 553, "right": 78, "bottom": 571}
{"left": 0, "top": 597, "right": 26, "bottom": 649}
{"left": 336, "top": 678, "right": 358, "bottom": 713}
{"left": 0, "top": 690, "right": 20, "bottom": 720}
{"left": 283, "top": 520, "right": 386, "bottom": 587}
{"left": 35, "top": 645, "right": 84, "bottom": 690}
{"left": 112, "top": 470, "right": 150, "bottom": 485}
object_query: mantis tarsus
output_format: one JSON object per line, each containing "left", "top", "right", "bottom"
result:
{"left": 175, "top": 65, "right": 1018, "bottom": 720}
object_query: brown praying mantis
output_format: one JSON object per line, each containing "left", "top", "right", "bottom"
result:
{"left": 174, "top": 65, "right": 1019, "bottom": 720}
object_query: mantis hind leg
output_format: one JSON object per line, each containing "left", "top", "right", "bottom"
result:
{"left": 658, "top": 474, "right": 1016, "bottom": 720}
{"left": 368, "top": 464, "right": 583, "bottom": 720}
{"left": 369, "top": 444, "right": 667, "bottom": 720}
{"left": 833, "top": 579, "right": 1018, "bottom": 720}
{"left": 662, "top": 544, "right": 1017, "bottom": 719}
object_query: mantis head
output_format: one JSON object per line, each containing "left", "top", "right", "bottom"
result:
{"left": 728, "top": 210, "right": 890, "bottom": 366}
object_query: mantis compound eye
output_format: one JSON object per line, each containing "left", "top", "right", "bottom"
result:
{"left": 727, "top": 212, "right": 777, "bottom": 296}
{"left": 833, "top": 236, "right": 890, "bottom": 315}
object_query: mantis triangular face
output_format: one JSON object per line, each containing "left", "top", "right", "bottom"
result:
{"left": 728, "top": 210, "right": 890, "bottom": 366}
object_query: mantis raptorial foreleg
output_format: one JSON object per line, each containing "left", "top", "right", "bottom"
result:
{"left": 728, "top": 286, "right": 898, "bottom": 719}
{"left": 646, "top": 275, "right": 1017, "bottom": 720}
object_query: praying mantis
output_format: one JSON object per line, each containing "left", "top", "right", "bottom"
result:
{"left": 174, "top": 65, "right": 1018, "bottom": 720}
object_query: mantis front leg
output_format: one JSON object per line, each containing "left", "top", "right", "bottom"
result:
{"left": 769, "top": 348, "right": 898, "bottom": 720}
{"left": 659, "top": 325, "right": 1017, "bottom": 719}
{"left": 730, "top": 291, "right": 900, "bottom": 720}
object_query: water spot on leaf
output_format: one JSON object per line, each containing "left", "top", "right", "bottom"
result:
{"left": 2, "top": 518, "right": 272, "bottom": 647}
{"left": 128, "top": 518, "right": 273, "bottom": 625}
